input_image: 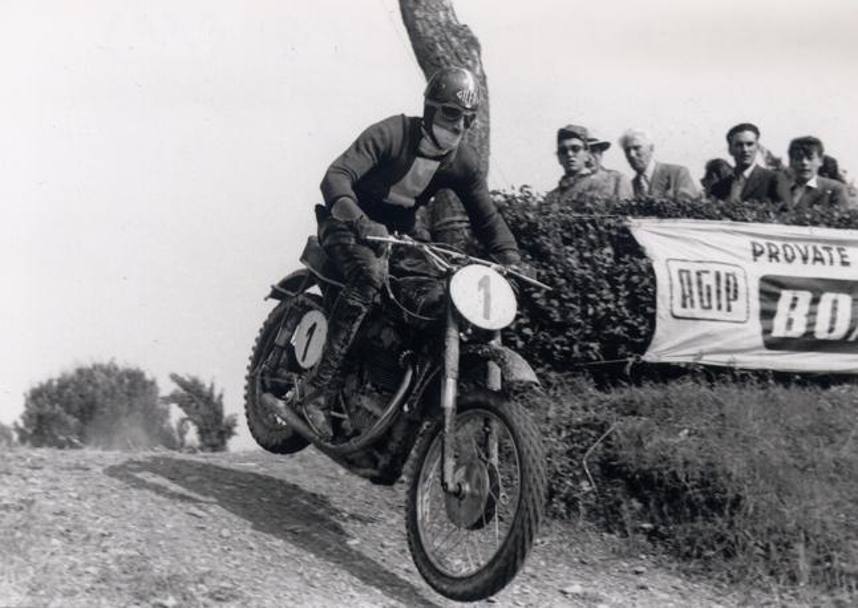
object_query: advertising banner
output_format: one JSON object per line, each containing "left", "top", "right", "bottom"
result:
{"left": 628, "top": 218, "right": 858, "bottom": 373}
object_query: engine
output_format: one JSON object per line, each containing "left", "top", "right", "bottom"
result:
{"left": 340, "top": 312, "right": 409, "bottom": 434}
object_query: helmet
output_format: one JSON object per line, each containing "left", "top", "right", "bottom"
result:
{"left": 424, "top": 66, "right": 480, "bottom": 111}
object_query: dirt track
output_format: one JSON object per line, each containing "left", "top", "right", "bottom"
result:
{"left": 0, "top": 448, "right": 764, "bottom": 607}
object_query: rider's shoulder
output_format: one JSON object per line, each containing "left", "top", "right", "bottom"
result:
{"left": 363, "top": 114, "right": 413, "bottom": 134}
{"left": 356, "top": 114, "right": 415, "bottom": 146}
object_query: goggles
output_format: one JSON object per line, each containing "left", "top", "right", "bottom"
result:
{"left": 430, "top": 102, "right": 477, "bottom": 127}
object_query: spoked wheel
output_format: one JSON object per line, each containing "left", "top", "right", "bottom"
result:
{"left": 406, "top": 388, "right": 547, "bottom": 602}
{"left": 244, "top": 293, "right": 327, "bottom": 454}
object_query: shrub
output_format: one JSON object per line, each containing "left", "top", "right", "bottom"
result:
{"left": 526, "top": 371, "right": 858, "bottom": 591}
{"left": 0, "top": 421, "right": 14, "bottom": 448}
{"left": 16, "top": 362, "right": 177, "bottom": 450}
{"left": 161, "top": 373, "right": 238, "bottom": 452}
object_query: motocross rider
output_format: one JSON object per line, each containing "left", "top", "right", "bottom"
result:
{"left": 296, "top": 66, "right": 522, "bottom": 440}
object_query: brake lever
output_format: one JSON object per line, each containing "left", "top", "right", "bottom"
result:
{"left": 497, "top": 267, "right": 553, "bottom": 291}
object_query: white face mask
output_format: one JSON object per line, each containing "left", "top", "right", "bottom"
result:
{"left": 431, "top": 124, "right": 463, "bottom": 151}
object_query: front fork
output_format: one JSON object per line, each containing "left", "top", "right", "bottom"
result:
{"left": 441, "top": 304, "right": 460, "bottom": 495}
{"left": 440, "top": 306, "right": 500, "bottom": 497}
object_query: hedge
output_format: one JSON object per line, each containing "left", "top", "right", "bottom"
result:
{"left": 495, "top": 188, "right": 858, "bottom": 373}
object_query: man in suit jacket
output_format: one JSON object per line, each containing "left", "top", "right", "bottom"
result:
{"left": 619, "top": 129, "right": 699, "bottom": 201}
{"left": 710, "top": 123, "right": 785, "bottom": 203}
{"left": 783, "top": 136, "right": 853, "bottom": 211}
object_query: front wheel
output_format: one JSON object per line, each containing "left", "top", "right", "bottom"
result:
{"left": 405, "top": 388, "right": 547, "bottom": 602}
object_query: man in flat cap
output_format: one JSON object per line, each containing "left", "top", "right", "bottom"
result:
{"left": 587, "top": 134, "right": 633, "bottom": 200}
{"left": 544, "top": 124, "right": 626, "bottom": 209}
{"left": 710, "top": 122, "right": 786, "bottom": 203}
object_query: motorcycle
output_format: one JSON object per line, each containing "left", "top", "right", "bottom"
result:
{"left": 244, "top": 232, "right": 550, "bottom": 602}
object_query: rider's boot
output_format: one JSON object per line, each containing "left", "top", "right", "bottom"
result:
{"left": 296, "top": 288, "right": 372, "bottom": 441}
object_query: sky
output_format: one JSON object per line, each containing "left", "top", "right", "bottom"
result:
{"left": 2, "top": 0, "right": 857, "bottom": 449}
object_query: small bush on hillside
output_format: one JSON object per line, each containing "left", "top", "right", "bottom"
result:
{"left": 526, "top": 372, "right": 858, "bottom": 591}
{"left": 161, "top": 373, "right": 238, "bottom": 452}
{"left": 16, "top": 362, "right": 177, "bottom": 450}
{"left": 0, "top": 421, "right": 15, "bottom": 448}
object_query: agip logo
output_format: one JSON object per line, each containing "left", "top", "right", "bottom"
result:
{"left": 667, "top": 260, "right": 749, "bottom": 323}
{"left": 759, "top": 275, "right": 858, "bottom": 353}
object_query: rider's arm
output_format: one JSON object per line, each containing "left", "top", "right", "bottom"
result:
{"left": 452, "top": 148, "right": 521, "bottom": 265}
{"left": 330, "top": 197, "right": 364, "bottom": 222}
{"left": 330, "top": 196, "right": 389, "bottom": 245}
{"left": 320, "top": 115, "right": 400, "bottom": 210}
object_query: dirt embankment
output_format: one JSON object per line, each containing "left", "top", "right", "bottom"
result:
{"left": 1, "top": 448, "right": 761, "bottom": 607}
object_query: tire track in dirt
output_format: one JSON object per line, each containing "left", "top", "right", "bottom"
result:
{"left": 0, "top": 448, "right": 747, "bottom": 607}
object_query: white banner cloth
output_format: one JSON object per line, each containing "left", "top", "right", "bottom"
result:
{"left": 628, "top": 219, "right": 858, "bottom": 373}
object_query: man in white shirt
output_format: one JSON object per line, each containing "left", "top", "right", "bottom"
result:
{"left": 710, "top": 123, "right": 785, "bottom": 204}
{"left": 784, "top": 136, "right": 852, "bottom": 210}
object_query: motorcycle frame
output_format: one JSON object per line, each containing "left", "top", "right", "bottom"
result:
{"left": 264, "top": 249, "right": 541, "bottom": 489}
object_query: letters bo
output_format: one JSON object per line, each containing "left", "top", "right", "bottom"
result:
{"left": 760, "top": 275, "right": 858, "bottom": 353}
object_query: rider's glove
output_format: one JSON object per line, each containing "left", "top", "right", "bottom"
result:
{"left": 353, "top": 215, "right": 390, "bottom": 254}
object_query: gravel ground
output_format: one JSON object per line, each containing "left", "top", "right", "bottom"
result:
{"left": 0, "top": 447, "right": 824, "bottom": 607}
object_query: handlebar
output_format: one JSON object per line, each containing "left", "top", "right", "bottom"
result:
{"left": 365, "top": 234, "right": 552, "bottom": 291}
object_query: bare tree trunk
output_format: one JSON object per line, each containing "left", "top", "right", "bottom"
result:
{"left": 399, "top": 0, "right": 487, "bottom": 249}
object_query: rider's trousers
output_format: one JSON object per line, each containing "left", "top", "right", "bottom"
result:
{"left": 310, "top": 215, "right": 447, "bottom": 398}
{"left": 308, "top": 217, "right": 387, "bottom": 396}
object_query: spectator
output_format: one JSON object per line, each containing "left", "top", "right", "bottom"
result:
{"left": 819, "top": 155, "right": 845, "bottom": 182}
{"left": 543, "top": 124, "right": 621, "bottom": 209}
{"left": 587, "top": 134, "right": 633, "bottom": 199}
{"left": 783, "top": 136, "right": 852, "bottom": 210}
{"left": 710, "top": 123, "right": 785, "bottom": 203}
{"left": 701, "top": 158, "right": 733, "bottom": 198}
{"left": 619, "top": 129, "right": 698, "bottom": 201}
{"left": 836, "top": 166, "right": 858, "bottom": 207}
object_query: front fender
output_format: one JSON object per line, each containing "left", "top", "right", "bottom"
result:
{"left": 266, "top": 269, "right": 316, "bottom": 300}
{"left": 460, "top": 343, "right": 540, "bottom": 387}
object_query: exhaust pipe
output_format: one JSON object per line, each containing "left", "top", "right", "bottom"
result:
{"left": 260, "top": 392, "right": 318, "bottom": 444}
{"left": 260, "top": 363, "right": 413, "bottom": 457}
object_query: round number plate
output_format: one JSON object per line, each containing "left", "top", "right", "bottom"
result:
{"left": 292, "top": 310, "right": 327, "bottom": 369}
{"left": 449, "top": 265, "right": 517, "bottom": 330}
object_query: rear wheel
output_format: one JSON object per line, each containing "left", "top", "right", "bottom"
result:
{"left": 405, "top": 388, "right": 547, "bottom": 601}
{"left": 244, "top": 294, "right": 326, "bottom": 454}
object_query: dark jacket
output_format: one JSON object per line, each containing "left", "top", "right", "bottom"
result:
{"left": 710, "top": 165, "right": 785, "bottom": 203}
{"left": 320, "top": 114, "right": 519, "bottom": 263}
{"left": 781, "top": 175, "right": 854, "bottom": 211}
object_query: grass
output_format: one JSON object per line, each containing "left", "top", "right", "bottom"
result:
{"left": 522, "top": 371, "right": 858, "bottom": 596}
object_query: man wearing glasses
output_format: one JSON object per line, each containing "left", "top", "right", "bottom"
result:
{"left": 544, "top": 124, "right": 624, "bottom": 209}
{"left": 297, "top": 66, "right": 521, "bottom": 439}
